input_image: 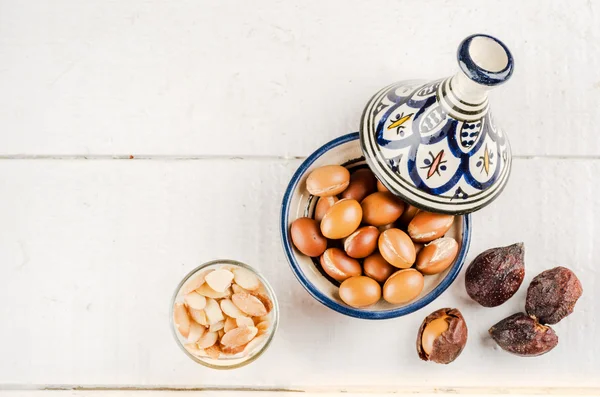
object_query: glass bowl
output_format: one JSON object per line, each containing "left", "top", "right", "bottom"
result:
{"left": 170, "top": 259, "right": 279, "bottom": 369}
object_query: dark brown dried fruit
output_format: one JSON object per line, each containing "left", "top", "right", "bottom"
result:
{"left": 525, "top": 266, "right": 583, "bottom": 325}
{"left": 489, "top": 313, "right": 558, "bottom": 357}
{"left": 417, "top": 308, "right": 468, "bottom": 364}
{"left": 465, "top": 242, "right": 525, "bottom": 307}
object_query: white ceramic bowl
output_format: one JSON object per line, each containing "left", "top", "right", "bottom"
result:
{"left": 280, "top": 133, "right": 471, "bottom": 319}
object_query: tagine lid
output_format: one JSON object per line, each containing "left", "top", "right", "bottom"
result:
{"left": 359, "top": 34, "right": 515, "bottom": 215}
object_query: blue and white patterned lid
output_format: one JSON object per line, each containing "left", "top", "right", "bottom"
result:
{"left": 359, "top": 34, "right": 514, "bottom": 214}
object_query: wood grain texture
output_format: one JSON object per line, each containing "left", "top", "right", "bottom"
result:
{"left": 0, "top": 159, "right": 597, "bottom": 389}
{"left": 0, "top": 0, "right": 599, "bottom": 157}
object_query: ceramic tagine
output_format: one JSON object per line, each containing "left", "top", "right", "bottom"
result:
{"left": 360, "top": 34, "right": 514, "bottom": 214}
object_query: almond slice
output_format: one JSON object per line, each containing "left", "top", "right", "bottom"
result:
{"left": 220, "top": 299, "right": 245, "bottom": 318}
{"left": 232, "top": 292, "right": 268, "bottom": 317}
{"left": 233, "top": 268, "right": 260, "bottom": 291}
{"left": 256, "top": 321, "right": 270, "bottom": 336}
{"left": 218, "top": 329, "right": 225, "bottom": 339}
{"left": 181, "top": 270, "right": 212, "bottom": 295}
{"left": 204, "top": 298, "right": 224, "bottom": 325}
{"left": 188, "top": 308, "right": 209, "bottom": 326}
{"left": 236, "top": 316, "right": 254, "bottom": 327}
{"left": 204, "top": 344, "right": 222, "bottom": 359}
{"left": 244, "top": 334, "right": 267, "bottom": 355}
{"left": 195, "top": 283, "right": 231, "bottom": 299}
{"left": 224, "top": 316, "right": 237, "bottom": 333}
{"left": 251, "top": 292, "right": 273, "bottom": 314}
{"left": 232, "top": 284, "right": 249, "bottom": 294}
{"left": 221, "top": 343, "right": 247, "bottom": 355}
{"left": 209, "top": 320, "right": 225, "bottom": 332}
{"left": 184, "top": 343, "right": 206, "bottom": 356}
{"left": 221, "top": 326, "right": 258, "bottom": 348}
{"left": 197, "top": 331, "right": 218, "bottom": 349}
{"left": 205, "top": 269, "right": 234, "bottom": 292}
{"left": 187, "top": 322, "right": 206, "bottom": 343}
{"left": 184, "top": 291, "right": 207, "bottom": 310}
{"left": 173, "top": 303, "right": 191, "bottom": 338}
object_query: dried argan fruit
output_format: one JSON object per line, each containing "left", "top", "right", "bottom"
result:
{"left": 465, "top": 243, "right": 525, "bottom": 307}
{"left": 416, "top": 308, "right": 468, "bottom": 364}
{"left": 525, "top": 266, "right": 583, "bottom": 325}
{"left": 489, "top": 313, "right": 558, "bottom": 356}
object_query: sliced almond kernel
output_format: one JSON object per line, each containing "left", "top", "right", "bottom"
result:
{"left": 232, "top": 292, "right": 268, "bottom": 317}
{"left": 232, "top": 284, "right": 249, "bottom": 294}
{"left": 181, "top": 270, "right": 212, "bottom": 295}
{"left": 205, "top": 269, "right": 234, "bottom": 292}
{"left": 188, "top": 308, "right": 209, "bottom": 326}
{"left": 244, "top": 334, "right": 267, "bottom": 355}
{"left": 221, "top": 326, "right": 258, "bottom": 348}
{"left": 173, "top": 303, "right": 191, "bottom": 338}
{"left": 187, "top": 322, "right": 206, "bottom": 343}
{"left": 232, "top": 268, "right": 260, "bottom": 291}
{"left": 204, "top": 298, "right": 225, "bottom": 325}
{"left": 195, "top": 283, "right": 231, "bottom": 299}
{"left": 256, "top": 321, "right": 270, "bottom": 336}
{"left": 221, "top": 343, "right": 247, "bottom": 355}
{"left": 236, "top": 316, "right": 254, "bottom": 327}
{"left": 204, "top": 344, "right": 222, "bottom": 359}
{"left": 220, "top": 299, "right": 245, "bottom": 318}
{"left": 184, "top": 343, "right": 206, "bottom": 356}
{"left": 197, "top": 331, "right": 218, "bottom": 349}
{"left": 184, "top": 292, "right": 207, "bottom": 310}
{"left": 251, "top": 292, "right": 273, "bottom": 314}
{"left": 218, "top": 329, "right": 225, "bottom": 339}
{"left": 209, "top": 320, "right": 225, "bottom": 332}
{"left": 224, "top": 317, "right": 237, "bottom": 333}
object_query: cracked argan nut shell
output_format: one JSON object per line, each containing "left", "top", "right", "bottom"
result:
{"left": 306, "top": 165, "right": 350, "bottom": 197}
{"left": 416, "top": 237, "right": 459, "bottom": 275}
{"left": 344, "top": 226, "right": 379, "bottom": 258}
{"left": 383, "top": 269, "right": 424, "bottom": 304}
{"left": 339, "top": 276, "right": 382, "bottom": 308}
{"left": 319, "top": 248, "right": 362, "bottom": 282}
{"left": 378, "top": 228, "right": 416, "bottom": 268}
{"left": 489, "top": 313, "right": 558, "bottom": 356}
{"left": 320, "top": 199, "right": 363, "bottom": 239}
{"left": 417, "top": 308, "right": 467, "bottom": 364}
{"left": 340, "top": 168, "right": 377, "bottom": 202}
{"left": 314, "top": 196, "right": 338, "bottom": 222}
{"left": 290, "top": 217, "right": 327, "bottom": 257}
{"left": 465, "top": 243, "right": 525, "bottom": 307}
{"left": 361, "top": 192, "right": 405, "bottom": 226}
{"left": 525, "top": 266, "right": 583, "bottom": 325}
{"left": 408, "top": 212, "right": 454, "bottom": 243}
{"left": 363, "top": 252, "right": 396, "bottom": 283}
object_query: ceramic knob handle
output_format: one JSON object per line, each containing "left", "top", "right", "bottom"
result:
{"left": 457, "top": 34, "right": 514, "bottom": 86}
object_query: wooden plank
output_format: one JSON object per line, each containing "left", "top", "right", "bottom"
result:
{"left": 0, "top": 0, "right": 599, "bottom": 157}
{"left": 0, "top": 158, "right": 597, "bottom": 389}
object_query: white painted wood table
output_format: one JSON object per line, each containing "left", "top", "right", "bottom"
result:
{"left": 1, "top": 0, "right": 599, "bottom": 395}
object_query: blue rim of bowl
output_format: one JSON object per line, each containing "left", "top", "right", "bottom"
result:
{"left": 280, "top": 132, "right": 472, "bottom": 320}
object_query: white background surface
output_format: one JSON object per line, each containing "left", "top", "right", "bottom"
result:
{"left": 1, "top": 0, "right": 599, "bottom": 395}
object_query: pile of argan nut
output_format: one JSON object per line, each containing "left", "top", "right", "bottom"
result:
{"left": 417, "top": 243, "right": 583, "bottom": 364}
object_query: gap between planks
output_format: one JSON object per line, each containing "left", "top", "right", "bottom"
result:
{"left": 0, "top": 154, "right": 599, "bottom": 161}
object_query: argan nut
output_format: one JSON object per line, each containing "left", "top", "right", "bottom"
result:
{"left": 319, "top": 248, "right": 362, "bottom": 282}
{"left": 306, "top": 165, "right": 350, "bottom": 197}
{"left": 398, "top": 204, "right": 420, "bottom": 226}
{"left": 341, "top": 168, "right": 377, "bottom": 202}
{"left": 314, "top": 196, "right": 338, "bottom": 222}
{"left": 465, "top": 243, "right": 525, "bottom": 307}
{"left": 361, "top": 192, "right": 405, "bottom": 226}
{"left": 363, "top": 252, "right": 396, "bottom": 283}
{"left": 344, "top": 226, "right": 379, "bottom": 258}
{"left": 383, "top": 269, "right": 424, "bottom": 304}
{"left": 408, "top": 212, "right": 455, "bottom": 243}
{"left": 489, "top": 313, "right": 558, "bottom": 356}
{"left": 416, "top": 237, "right": 459, "bottom": 275}
{"left": 320, "top": 199, "right": 363, "bottom": 239}
{"left": 378, "top": 228, "right": 416, "bottom": 268}
{"left": 376, "top": 179, "right": 389, "bottom": 192}
{"left": 417, "top": 308, "right": 468, "bottom": 364}
{"left": 290, "top": 217, "right": 328, "bottom": 257}
{"left": 339, "top": 276, "right": 382, "bottom": 308}
{"left": 525, "top": 266, "right": 583, "bottom": 324}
